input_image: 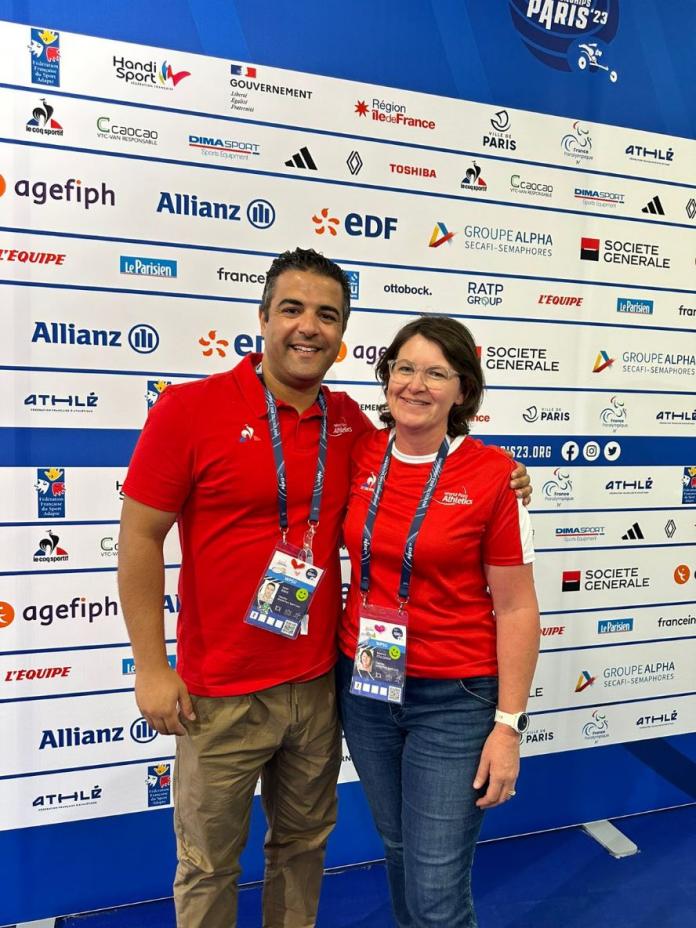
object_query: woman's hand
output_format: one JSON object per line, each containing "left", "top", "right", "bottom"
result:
{"left": 473, "top": 724, "right": 520, "bottom": 808}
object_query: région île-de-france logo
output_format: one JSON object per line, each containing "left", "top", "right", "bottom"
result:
{"left": 0, "top": 601, "right": 16, "bottom": 629}
{"left": 33, "top": 528, "right": 68, "bottom": 564}
{"left": 26, "top": 98, "right": 63, "bottom": 136}
{"left": 429, "top": 222, "right": 455, "bottom": 248}
{"left": 35, "top": 467, "right": 66, "bottom": 519}
{"left": 562, "top": 121, "right": 593, "bottom": 163}
{"left": 145, "top": 379, "right": 171, "bottom": 409}
{"left": 509, "top": 1, "right": 619, "bottom": 82}
{"left": 354, "top": 98, "right": 436, "bottom": 131}
{"left": 112, "top": 56, "right": 191, "bottom": 90}
{"left": 29, "top": 28, "right": 60, "bottom": 87}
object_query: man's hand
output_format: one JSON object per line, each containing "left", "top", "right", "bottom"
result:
{"left": 473, "top": 724, "right": 520, "bottom": 808}
{"left": 135, "top": 665, "right": 196, "bottom": 736}
{"left": 503, "top": 452, "right": 532, "bottom": 507}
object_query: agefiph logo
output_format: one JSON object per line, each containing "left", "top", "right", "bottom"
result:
{"left": 0, "top": 602, "right": 15, "bottom": 629}
{"left": 35, "top": 467, "right": 66, "bottom": 519}
{"left": 1, "top": 175, "right": 115, "bottom": 210}
{"left": 509, "top": 1, "right": 619, "bottom": 81}
{"left": 429, "top": 223, "right": 455, "bottom": 248}
{"left": 354, "top": 98, "right": 436, "bottom": 131}
{"left": 112, "top": 56, "right": 191, "bottom": 89}
{"left": 561, "top": 121, "right": 593, "bottom": 163}
{"left": 575, "top": 670, "right": 595, "bottom": 692}
{"left": 673, "top": 564, "right": 691, "bottom": 585}
{"left": 147, "top": 763, "right": 172, "bottom": 807}
{"left": 312, "top": 209, "right": 397, "bottom": 239}
{"left": 461, "top": 162, "right": 487, "bottom": 192}
{"left": 32, "top": 529, "right": 68, "bottom": 564}
{"left": 146, "top": 380, "right": 171, "bottom": 409}
{"left": 28, "top": 28, "right": 60, "bottom": 87}
{"left": 26, "top": 98, "right": 63, "bottom": 136}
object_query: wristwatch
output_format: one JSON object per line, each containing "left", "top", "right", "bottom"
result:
{"left": 494, "top": 709, "right": 530, "bottom": 735}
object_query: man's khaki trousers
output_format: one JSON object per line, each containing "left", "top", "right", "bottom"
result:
{"left": 173, "top": 671, "right": 341, "bottom": 928}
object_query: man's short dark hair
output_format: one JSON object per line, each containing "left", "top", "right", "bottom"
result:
{"left": 260, "top": 248, "right": 351, "bottom": 332}
{"left": 375, "top": 315, "right": 485, "bottom": 437}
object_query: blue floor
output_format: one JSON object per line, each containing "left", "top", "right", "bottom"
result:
{"left": 56, "top": 804, "right": 696, "bottom": 928}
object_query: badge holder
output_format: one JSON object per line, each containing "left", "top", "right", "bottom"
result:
{"left": 350, "top": 602, "right": 408, "bottom": 704}
{"left": 244, "top": 543, "right": 324, "bottom": 640}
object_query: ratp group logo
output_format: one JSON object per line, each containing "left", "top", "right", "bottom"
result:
{"left": 29, "top": 28, "right": 60, "bottom": 87}
{"left": 509, "top": 1, "right": 619, "bottom": 80}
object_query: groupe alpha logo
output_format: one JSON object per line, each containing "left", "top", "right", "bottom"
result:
{"left": 156, "top": 192, "right": 275, "bottom": 229}
{"left": 312, "top": 208, "right": 397, "bottom": 240}
{"left": 31, "top": 320, "right": 160, "bottom": 355}
{"left": 112, "top": 55, "right": 190, "bottom": 89}
{"left": 577, "top": 660, "right": 675, "bottom": 692}
{"left": 354, "top": 97, "right": 436, "bottom": 131}
{"left": 482, "top": 109, "right": 516, "bottom": 150}
{"left": 580, "top": 236, "right": 670, "bottom": 269}
{"left": 0, "top": 174, "right": 115, "bottom": 210}
{"left": 38, "top": 716, "right": 164, "bottom": 751}
{"left": 26, "top": 97, "right": 63, "bottom": 136}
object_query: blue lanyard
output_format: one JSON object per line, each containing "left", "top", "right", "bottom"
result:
{"left": 360, "top": 433, "right": 450, "bottom": 607}
{"left": 263, "top": 385, "right": 328, "bottom": 540}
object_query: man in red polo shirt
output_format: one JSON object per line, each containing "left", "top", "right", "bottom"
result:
{"left": 118, "top": 248, "right": 530, "bottom": 928}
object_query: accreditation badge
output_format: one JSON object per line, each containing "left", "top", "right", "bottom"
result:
{"left": 350, "top": 604, "right": 408, "bottom": 704}
{"left": 243, "top": 544, "right": 324, "bottom": 640}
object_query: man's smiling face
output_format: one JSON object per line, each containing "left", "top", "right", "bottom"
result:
{"left": 259, "top": 269, "right": 345, "bottom": 391}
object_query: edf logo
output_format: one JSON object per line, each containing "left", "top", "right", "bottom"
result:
{"left": 312, "top": 208, "right": 398, "bottom": 239}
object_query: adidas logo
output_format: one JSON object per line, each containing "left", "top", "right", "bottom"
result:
{"left": 622, "top": 522, "right": 644, "bottom": 541}
{"left": 285, "top": 146, "right": 317, "bottom": 170}
{"left": 641, "top": 195, "right": 664, "bottom": 215}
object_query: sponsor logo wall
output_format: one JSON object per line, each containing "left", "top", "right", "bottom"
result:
{"left": 0, "top": 21, "right": 694, "bottom": 840}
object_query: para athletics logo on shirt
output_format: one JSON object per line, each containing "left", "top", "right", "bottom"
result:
{"left": 435, "top": 487, "right": 473, "bottom": 506}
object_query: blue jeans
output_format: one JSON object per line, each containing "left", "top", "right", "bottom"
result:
{"left": 337, "top": 654, "right": 498, "bottom": 928}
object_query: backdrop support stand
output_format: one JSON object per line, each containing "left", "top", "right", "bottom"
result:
{"left": 582, "top": 820, "right": 639, "bottom": 858}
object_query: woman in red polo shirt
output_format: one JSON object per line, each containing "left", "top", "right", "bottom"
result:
{"left": 337, "top": 315, "right": 540, "bottom": 928}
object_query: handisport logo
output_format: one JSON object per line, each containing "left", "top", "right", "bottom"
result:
{"left": 112, "top": 56, "right": 190, "bottom": 89}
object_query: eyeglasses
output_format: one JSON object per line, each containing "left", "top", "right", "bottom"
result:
{"left": 387, "top": 359, "right": 461, "bottom": 388}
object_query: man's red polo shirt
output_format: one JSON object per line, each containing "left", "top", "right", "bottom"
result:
{"left": 123, "top": 354, "right": 371, "bottom": 696}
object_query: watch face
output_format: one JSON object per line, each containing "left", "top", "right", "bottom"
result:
{"left": 517, "top": 712, "right": 530, "bottom": 734}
